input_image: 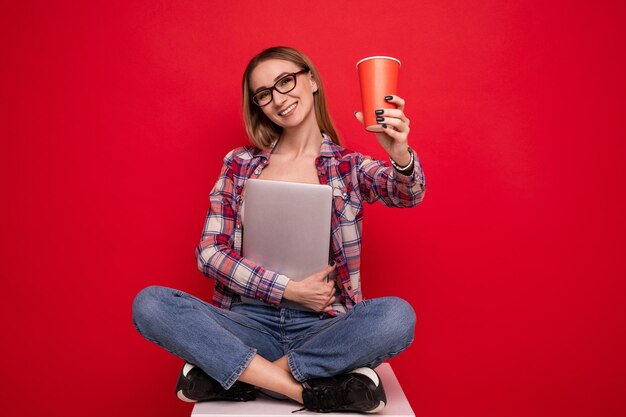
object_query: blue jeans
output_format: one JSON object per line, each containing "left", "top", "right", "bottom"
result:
{"left": 132, "top": 286, "right": 416, "bottom": 389}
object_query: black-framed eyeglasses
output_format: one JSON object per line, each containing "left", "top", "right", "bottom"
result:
{"left": 251, "top": 69, "right": 309, "bottom": 107}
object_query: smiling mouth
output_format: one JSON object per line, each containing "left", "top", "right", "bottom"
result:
{"left": 279, "top": 102, "right": 298, "bottom": 116}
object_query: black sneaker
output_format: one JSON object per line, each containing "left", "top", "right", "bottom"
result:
{"left": 300, "top": 367, "right": 386, "bottom": 413}
{"left": 176, "top": 362, "right": 256, "bottom": 402}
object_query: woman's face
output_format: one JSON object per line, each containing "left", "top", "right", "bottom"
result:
{"left": 249, "top": 59, "right": 318, "bottom": 130}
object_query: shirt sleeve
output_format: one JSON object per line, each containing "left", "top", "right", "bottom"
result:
{"left": 357, "top": 152, "right": 426, "bottom": 207}
{"left": 195, "top": 151, "right": 290, "bottom": 305}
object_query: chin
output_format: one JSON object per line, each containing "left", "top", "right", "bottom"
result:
{"left": 273, "top": 115, "right": 302, "bottom": 129}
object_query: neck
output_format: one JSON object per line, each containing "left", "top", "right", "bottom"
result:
{"left": 275, "top": 121, "right": 323, "bottom": 158}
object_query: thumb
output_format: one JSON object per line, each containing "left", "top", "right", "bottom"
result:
{"left": 318, "top": 262, "right": 336, "bottom": 279}
{"left": 353, "top": 111, "right": 364, "bottom": 125}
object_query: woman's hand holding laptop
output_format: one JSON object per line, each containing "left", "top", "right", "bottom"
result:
{"left": 283, "top": 263, "right": 337, "bottom": 313}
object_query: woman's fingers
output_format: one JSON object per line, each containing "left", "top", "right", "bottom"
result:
{"left": 320, "top": 263, "right": 336, "bottom": 280}
{"left": 356, "top": 96, "right": 407, "bottom": 128}
{"left": 327, "top": 285, "right": 336, "bottom": 296}
{"left": 322, "top": 297, "right": 337, "bottom": 312}
{"left": 323, "top": 297, "right": 337, "bottom": 312}
{"left": 298, "top": 263, "right": 339, "bottom": 312}
{"left": 385, "top": 95, "right": 406, "bottom": 111}
{"left": 381, "top": 124, "right": 410, "bottom": 142}
{"left": 353, "top": 111, "right": 365, "bottom": 125}
{"left": 312, "top": 263, "right": 335, "bottom": 280}
{"left": 375, "top": 108, "right": 409, "bottom": 125}
{"left": 377, "top": 116, "right": 408, "bottom": 132}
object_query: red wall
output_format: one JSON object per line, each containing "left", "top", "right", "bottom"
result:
{"left": 3, "top": 1, "right": 625, "bottom": 416}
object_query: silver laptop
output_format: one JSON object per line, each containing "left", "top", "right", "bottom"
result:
{"left": 241, "top": 179, "right": 332, "bottom": 281}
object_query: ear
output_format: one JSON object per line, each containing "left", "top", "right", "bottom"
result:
{"left": 309, "top": 73, "right": 318, "bottom": 93}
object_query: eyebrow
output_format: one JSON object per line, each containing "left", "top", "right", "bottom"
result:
{"left": 253, "top": 72, "right": 291, "bottom": 94}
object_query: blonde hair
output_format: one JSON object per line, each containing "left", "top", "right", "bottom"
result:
{"left": 242, "top": 46, "right": 341, "bottom": 150}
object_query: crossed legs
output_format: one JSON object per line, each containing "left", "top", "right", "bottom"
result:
{"left": 132, "top": 286, "right": 415, "bottom": 405}
{"left": 239, "top": 355, "right": 303, "bottom": 402}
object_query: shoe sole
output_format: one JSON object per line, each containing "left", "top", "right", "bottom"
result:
{"left": 182, "top": 362, "right": 195, "bottom": 377}
{"left": 349, "top": 367, "right": 380, "bottom": 387}
{"left": 365, "top": 400, "right": 386, "bottom": 413}
{"left": 177, "top": 389, "right": 196, "bottom": 403}
{"left": 349, "top": 367, "right": 386, "bottom": 413}
{"left": 177, "top": 362, "right": 197, "bottom": 402}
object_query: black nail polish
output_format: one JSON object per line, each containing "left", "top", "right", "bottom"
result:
{"left": 382, "top": 123, "right": 387, "bottom": 128}
{"left": 330, "top": 261, "right": 335, "bottom": 267}
{"left": 385, "top": 95, "right": 393, "bottom": 101}
{"left": 376, "top": 117, "right": 384, "bottom": 122}
{"left": 375, "top": 109, "right": 384, "bottom": 115}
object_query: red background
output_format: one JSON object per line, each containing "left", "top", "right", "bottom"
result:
{"left": 2, "top": 1, "right": 625, "bottom": 416}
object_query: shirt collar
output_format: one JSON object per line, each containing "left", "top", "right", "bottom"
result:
{"left": 319, "top": 133, "right": 339, "bottom": 158}
{"left": 256, "top": 142, "right": 275, "bottom": 160}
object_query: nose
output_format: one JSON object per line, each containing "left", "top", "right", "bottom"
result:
{"left": 272, "top": 89, "right": 288, "bottom": 106}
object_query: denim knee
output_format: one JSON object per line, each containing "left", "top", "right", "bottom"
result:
{"left": 374, "top": 296, "right": 416, "bottom": 349}
{"left": 131, "top": 285, "right": 170, "bottom": 335}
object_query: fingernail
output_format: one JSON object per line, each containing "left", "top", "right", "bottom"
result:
{"left": 385, "top": 95, "right": 393, "bottom": 101}
{"left": 382, "top": 123, "right": 387, "bottom": 128}
{"left": 330, "top": 261, "right": 335, "bottom": 267}
{"left": 375, "top": 109, "right": 384, "bottom": 115}
{"left": 353, "top": 111, "right": 357, "bottom": 117}
{"left": 376, "top": 117, "right": 384, "bottom": 122}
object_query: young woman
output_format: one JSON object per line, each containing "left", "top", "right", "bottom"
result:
{"left": 132, "top": 46, "right": 426, "bottom": 413}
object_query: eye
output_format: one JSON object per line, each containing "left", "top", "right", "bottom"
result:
{"left": 278, "top": 76, "right": 295, "bottom": 88}
{"left": 256, "top": 90, "right": 270, "bottom": 101}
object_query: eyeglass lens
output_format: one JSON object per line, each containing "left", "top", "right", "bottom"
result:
{"left": 253, "top": 74, "right": 297, "bottom": 106}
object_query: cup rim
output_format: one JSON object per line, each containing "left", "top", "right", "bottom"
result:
{"left": 356, "top": 56, "right": 401, "bottom": 69}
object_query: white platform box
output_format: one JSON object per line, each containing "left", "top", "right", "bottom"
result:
{"left": 191, "top": 363, "right": 414, "bottom": 417}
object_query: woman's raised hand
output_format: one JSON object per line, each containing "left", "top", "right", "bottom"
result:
{"left": 354, "top": 95, "right": 412, "bottom": 166}
{"left": 282, "top": 264, "right": 337, "bottom": 313}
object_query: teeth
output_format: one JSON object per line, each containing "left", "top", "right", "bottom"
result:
{"left": 280, "top": 103, "right": 297, "bottom": 116}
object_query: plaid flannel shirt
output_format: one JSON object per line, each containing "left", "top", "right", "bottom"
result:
{"left": 196, "top": 134, "right": 426, "bottom": 315}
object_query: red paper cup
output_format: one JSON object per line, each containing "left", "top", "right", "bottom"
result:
{"left": 356, "top": 56, "right": 401, "bottom": 132}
